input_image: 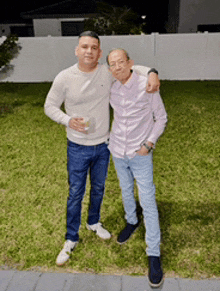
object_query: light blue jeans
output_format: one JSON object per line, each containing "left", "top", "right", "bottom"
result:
{"left": 113, "top": 153, "right": 161, "bottom": 256}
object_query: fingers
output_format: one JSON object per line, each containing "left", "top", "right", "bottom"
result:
{"left": 69, "top": 118, "right": 87, "bottom": 133}
{"left": 146, "top": 84, "right": 153, "bottom": 93}
{"left": 146, "top": 84, "right": 160, "bottom": 93}
{"left": 136, "top": 146, "right": 149, "bottom": 156}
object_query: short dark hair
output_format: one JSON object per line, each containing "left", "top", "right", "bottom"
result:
{"left": 106, "top": 48, "right": 130, "bottom": 65}
{"left": 79, "top": 31, "right": 100, "bottom": 44}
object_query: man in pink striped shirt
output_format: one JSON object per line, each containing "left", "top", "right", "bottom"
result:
{"left": 107, "top": 48, "right": 167, "bottom": 288}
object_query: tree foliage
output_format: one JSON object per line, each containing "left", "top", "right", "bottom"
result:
{"left": 0, "top": 35, "right": 21, "bottom": 70}
{"left": 84, "top": 2, "right": 141, "bottom": 35}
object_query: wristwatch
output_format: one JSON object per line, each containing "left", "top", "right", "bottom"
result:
{"left": 143, "top": 143, "right": 153, "bottom": 153}
{"left": 148, "top": 68, "right": 158, "bottom": 75}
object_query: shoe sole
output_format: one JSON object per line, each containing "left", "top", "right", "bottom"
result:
{"left": 56, "top": 243, "right": 78, "bottom": 266}
{"left": 56, "top": 261, "right": 67, "bottom": 266}
{"left": 148, "top": 275, "right": 165, "bottom": 288}
{"left": 117, "top": 224, "right": 140, "bottom": 245}
{"left": 56, "top": 255, "right": 71, "bottom": 266}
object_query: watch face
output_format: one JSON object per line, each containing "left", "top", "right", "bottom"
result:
{"left": 144, "top": 143, "right": 150, "bottom": 150}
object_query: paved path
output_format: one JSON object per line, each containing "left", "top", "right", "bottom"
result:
{"left": 1, "top": 270, "right": 220, "bottom": 291}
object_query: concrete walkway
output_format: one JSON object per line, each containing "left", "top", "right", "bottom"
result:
{"left": 1, "top": 270, "right": 220, "bottom": 291}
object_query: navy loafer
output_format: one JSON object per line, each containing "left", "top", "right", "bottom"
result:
{"left": 117, "top": 222, "right": 139, "bottom": 244}
{"left": 148, "top": 256, "right": 164, "bottom": 288}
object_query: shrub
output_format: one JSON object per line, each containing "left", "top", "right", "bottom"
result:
{"left": 0, "top": 35, "right": 21, "bottom": 70}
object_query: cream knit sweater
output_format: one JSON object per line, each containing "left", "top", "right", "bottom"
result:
{"left": 44, "top": 63, "right": 150, "bottom": 146}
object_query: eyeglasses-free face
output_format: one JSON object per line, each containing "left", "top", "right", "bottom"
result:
{"left": 108, "top": 50, "right": 133, "bottom": 84}
{"left": 75, "top": 36, "right": 102, "bottom": 72}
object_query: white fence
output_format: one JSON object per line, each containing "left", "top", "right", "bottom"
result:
{"left": 0, "top": 32, "right": 220, "bottom": 82}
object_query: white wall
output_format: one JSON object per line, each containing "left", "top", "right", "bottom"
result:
{"left": 178, "top": 0, "right": 220, "bottom": 33}
{"left": 0, "top": 33, "right": 220, "bottom": 82}
{"left": 155, "top": 32, "right": 220, "bottom": 80}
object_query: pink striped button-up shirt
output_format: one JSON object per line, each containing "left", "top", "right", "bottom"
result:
{"left": 108, "top": 72, "right": 167, "bottom": 159}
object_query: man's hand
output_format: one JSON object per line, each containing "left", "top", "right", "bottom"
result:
{"left": 147, "top": 72, "right": 160, "bottom": 93}
{"left": 136, "top": 142, "right": 154, "bottom": 156}
{"left": 68, "top": 117, "right": 87, "bottom": 133}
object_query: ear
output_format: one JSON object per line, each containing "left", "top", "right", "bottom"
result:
{"left": 98, "top": 49, "right": 103, "bottom": 60}
{"left": 75, "top": 46, "right": 79, "bottom": 57}
{"left": 129, "top": 59, "right": 134, "bottom": 68}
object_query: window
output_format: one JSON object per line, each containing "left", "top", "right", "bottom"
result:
{"left": 61, "top": 21, "right": 84, "bottom": 36}
{"left": 10, "top": 26, "right": 34, "bottom": 37}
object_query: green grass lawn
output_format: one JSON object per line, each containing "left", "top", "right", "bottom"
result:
{"left": 0, "top": 81, "right": 220, "bottom": 279}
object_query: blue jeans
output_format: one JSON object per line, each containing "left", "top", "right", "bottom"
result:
{"left": 66, "top": 140, "right": 110, "bottom": 242}
{"left": 113, "top": 153, "right": 161, "bottom": 256}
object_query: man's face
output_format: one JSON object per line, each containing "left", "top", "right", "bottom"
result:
{"left": 75, "top": 36, "right": 102, "bottom": 71}
{"left": 108, "top": 50, "right": 133, "bottom": 84}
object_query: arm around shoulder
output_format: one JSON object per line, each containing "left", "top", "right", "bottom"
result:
{"left": 132, "top": 65, "right": 160, "bottom": 92}
{"left": 132, "top": 65, "right": 151, "bottom": 76}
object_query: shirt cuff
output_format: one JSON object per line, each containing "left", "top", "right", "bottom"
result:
{"left": 66, "top": 116, "right": 72, "bottom": 127}
{"left": 141, "top": 138, "right": 156, "bottom": 148}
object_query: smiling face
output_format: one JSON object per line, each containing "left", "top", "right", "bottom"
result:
{"left": 108, "top": 49, "right": 133, "bottom": 84}
{"left": 75, "top": 36, "right": 102, "bottom": 72}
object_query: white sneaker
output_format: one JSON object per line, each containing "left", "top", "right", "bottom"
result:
{"left": 86, "top": 222, "right": 111, "bottom": 239}
{"left": 56, "top": 240, "right": 78, "bottom": 266}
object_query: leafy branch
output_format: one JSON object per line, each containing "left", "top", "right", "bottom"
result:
{"left": 0, "top": 35, "right": 21, "bottom": 70}
{"left": 84, "top": 2, "right": 141, "bottom": 35}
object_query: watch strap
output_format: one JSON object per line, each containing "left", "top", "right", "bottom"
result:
{"left": 148, "top": 68, "right": 158, "bottom": 75}
{"left": 143, "top": 143, "right": 153, "bottom": 152}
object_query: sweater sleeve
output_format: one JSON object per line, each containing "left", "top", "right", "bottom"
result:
{"left": 44, "top": 72, "right": 71, "bottom": 127}
{"left": 132, "top": 65, "right": 151, "bottom": 79}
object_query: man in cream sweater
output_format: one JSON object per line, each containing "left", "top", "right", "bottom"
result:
{"left": 44, "top": 31, "right": 160, "bottom": 266}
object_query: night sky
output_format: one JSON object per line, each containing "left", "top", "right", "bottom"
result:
{"left": 0, "top": 0, "right": 170, "bottom": 33}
